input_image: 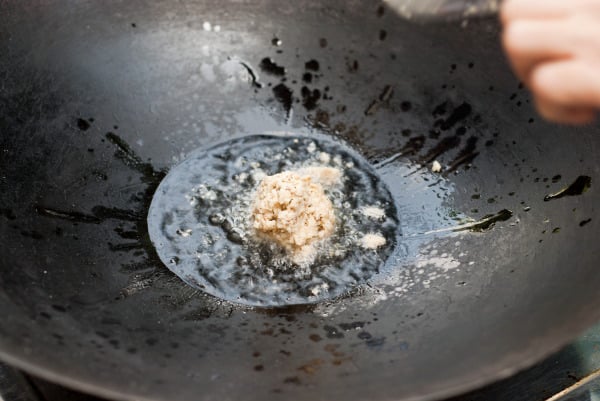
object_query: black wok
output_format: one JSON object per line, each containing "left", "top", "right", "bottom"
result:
{"left": 0, "top": 1, "right": 599, "bottom": 401}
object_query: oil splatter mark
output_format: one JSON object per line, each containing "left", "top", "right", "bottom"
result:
{"left": 272, "top": 83, "right": 293, "bottom": 114}
{"left": 301, "top": 87, "right": 321, "bottom": 110}
{"left": 237, "top": 61, "right": 263, "bottom": 89}
{"left": 544, "top": 176, "right": 591, "bottom": 201}
{"left": 323, "top": 325, "right": 344, "bottom": 339}
{"left": 444, "top": 136, "right": 479, "bottom": 175}
{"left": 259, "top": 58, "right": 285, "bottom": 76}
{"left": 77, "top": 118, "right": 91, "bottom": 131}
{"left": 36, "top": 132, "right": 169, "bottom": 299}
{"left": 305, "top": 60, "right": 320, "bottom": 71}
{"left": 364, "top": 85, "right": 394, "bottom": 116}
{"left": 425, "top": 209, "right": 513, "bottom": 234}
{"left": 579, "top": 219, "right": 592, "bottom": 227}
{"left": 297, "top": 359, "right": 324, "bottom": 374}
{"left": 437, "top": 103, "right": 472, "bottom": 131}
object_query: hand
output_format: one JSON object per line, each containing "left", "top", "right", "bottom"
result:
{"left": 501, "top": 0, "right": 600, "bottom": 124}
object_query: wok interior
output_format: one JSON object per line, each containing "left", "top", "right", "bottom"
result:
{"left": 0, "top": 1, "right": 599, "bottom": 401}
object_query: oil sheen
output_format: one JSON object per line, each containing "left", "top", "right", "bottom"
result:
{"left": 147, "top": 134, "right": 399, "bottom": 306}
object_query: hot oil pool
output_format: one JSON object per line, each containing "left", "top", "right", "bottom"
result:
{"left": 147, "top": 134, "right": 399, "bottom": 306}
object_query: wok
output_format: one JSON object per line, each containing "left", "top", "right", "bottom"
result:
{"left": 0, "top": 1, "right": 599, "bottom": 401}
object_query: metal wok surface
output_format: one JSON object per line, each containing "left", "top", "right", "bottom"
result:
{"left": 0, "top": 1, "right": 599, "bottom": 401}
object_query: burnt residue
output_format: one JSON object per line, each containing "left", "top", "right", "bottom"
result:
{"left": 309, "top": 334, "right": 322, "bottom": 342}
{"left": 109, "top": 242, "right": 144, "bottom": 251}
{"left": 373, "top": 135, "right": 426, "bottom": 168}
{"left": 465, "top": 209, "right": 513, "bottom": 232}
{"left": 76, "top": 118, "right": 91, "bottom": 131}
{"left": 297, "top": 358, "right": 324, "bottom": 375}
{"left": 579, "top": 219, "right": 592, "bottom": 227}
{"left": 105, "top": 132, "right": 165, "bottom": 185}
{"left": 425, "top": 209, "right": 514, "bottom": 234}
{"left": 432, "top": 101, "right": 448, "bottom": 116}
{"left": 544, "top": 176, "right": 592, "bottom": 201}
{"left": 36, "top": 207, "right": 103, "bottom": 224}
{"left": 444, "top": 136, "right": 479, "bottom": 175}
{"left": 401, "top": 136, "right": 426, "bottom": 155}
{"left": 301, "top": 86, "right": 321, "bottom": 110}
{"left": 324, "top": 344, "right": 345, "bottom": 359}
{"left": 36, "top": 132, "right": 169, "bottom": 298}
{"left": 238, "top": 61, "right": 263, "bottom": 89}
{"left": 364, "top": 101, "right": 378, "bottom": 116}
{"left": 455, "top": 126, "right": 467, "bottom": 136}
{"left": 259, "top": 57, "right": 285, "bottom": 76}
{"left": 436, "top": 103, "right": 472, "bottom": 131}
{"left": 304, "top": 59, "right": 320, "bottom": 72}
{"left": 257, "top": 304, "right": 316, "bottom": 316}
{"left": 365, "top": 336, "right": 386, "bottom": 348}
{"left": 272, "top": 83, "right": 293, "bottom": 114}
{"left": 323, "top": 325, "right": 344, "bottom": 339}
{"left": 115, "top": 227, "right": 139, "bottom": 240}
{"left": 357, "top": 331, "right": 372, "bottom": 340}
{"left": 379, "top": 85, "right": 394, "bottom": 102}
{"left": 364, "top": 85, "right": 394, "bottom": 116}
{"left": 346, "top": 59, "right": 359, "bottom": 72}
{"left": 95, "top": 206, "right": 144, "bottom": 221}
{"left": 339, "top": 321, "right": 365, "bottom": 331}
{"left": 284, "top": 376, "right": 301, "bottom": 385}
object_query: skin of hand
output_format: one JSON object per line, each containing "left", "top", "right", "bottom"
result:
{"left": 501, "top": 0, "right": 600, "bottom": 124}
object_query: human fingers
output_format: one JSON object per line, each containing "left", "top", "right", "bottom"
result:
{"left": 531, "top": 59, "right": 600, "bottom": 108}
{"left": 501, "top": 0, "right": 572, "bottom": 25}
{"left": 502, "top": 19, "right": 576, "bottom": 83}
{"left": 534, "top": 96, "right": 596, "bottom": 125}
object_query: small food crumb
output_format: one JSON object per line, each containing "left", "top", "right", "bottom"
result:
{"left": 306, "top": 142, "right": 317, "bottom": 153}
{"left": 360, "top": 233, "right": 386, "bottom": 249}
{"left": 251, "top": 169, "right": 267, "bottom": 182}
{"left": 361, "top": 206, "right": 386, "bottom": 220}
{"left": 431, "top": 160, "right": 442, "bottom": 173}
{"left": 295, "top": 166, "right": 342, "bottom": 187}
{"left": 318, "top": 152, "right": 331, "bottom": 164}
{"left": 251, "top": 171, "right": 335, "bottom": 263}
{"left": 236, "top": 172, "right": 248, "bottom": 183}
